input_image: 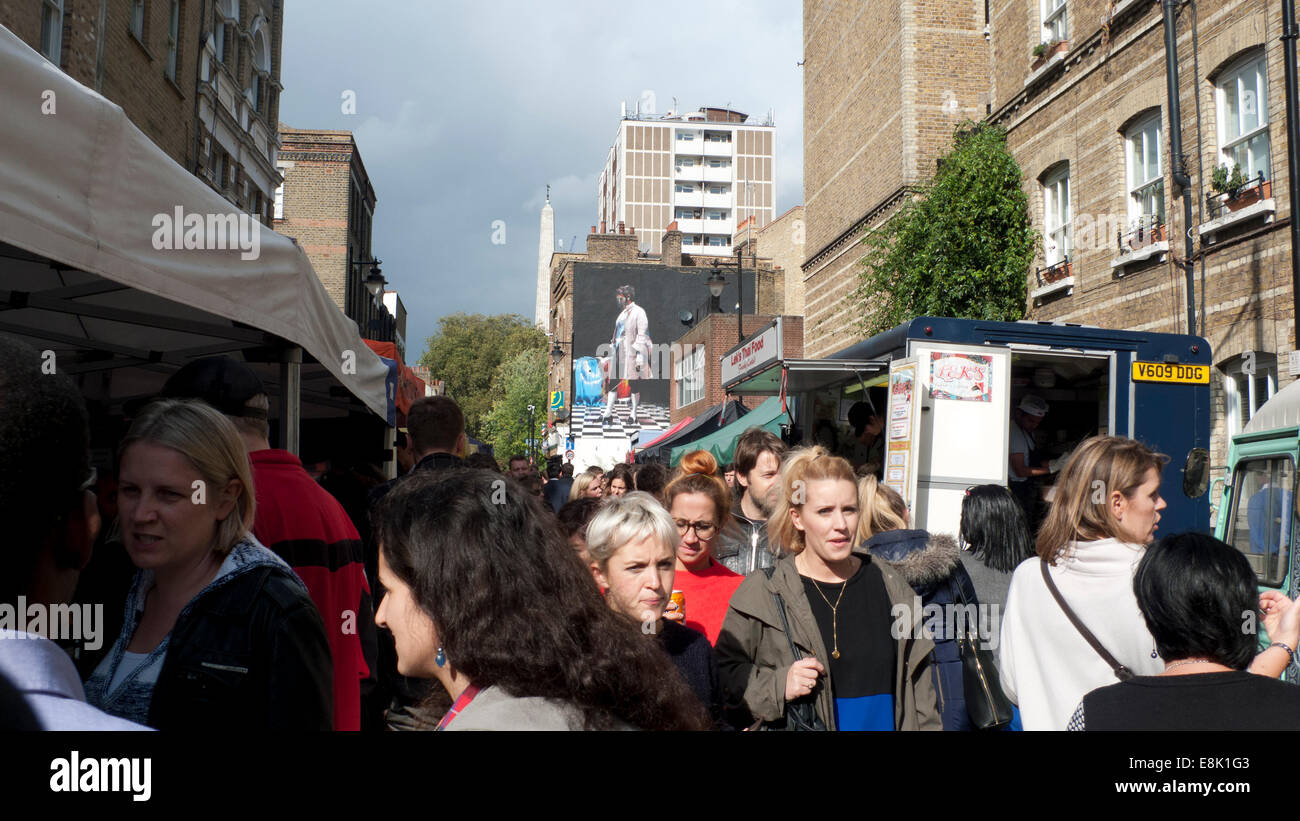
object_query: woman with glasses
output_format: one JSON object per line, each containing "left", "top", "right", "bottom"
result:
{"left": 663, "top": 450, "right": 743, "bottom": 645}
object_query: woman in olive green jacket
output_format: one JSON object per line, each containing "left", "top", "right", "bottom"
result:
{"left": 714, "top": 447, "right": 941, "bottom": 731}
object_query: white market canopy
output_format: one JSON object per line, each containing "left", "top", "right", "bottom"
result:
{"left": 0, "top": 24, "right": 389, "bottom": 424}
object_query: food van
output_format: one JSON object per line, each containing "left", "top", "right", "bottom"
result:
{"left": 722, "top": 316, "right": 1213, "bottom": 540}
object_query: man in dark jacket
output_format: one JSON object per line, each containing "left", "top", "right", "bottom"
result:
{"left": 161, "top": 356, "right": 376, "bottom": 731}
{"left": 543, "top": 462, "right": 575, "bottom": 512}
{"left": 0, "top": 338, "right": 148, "bottom": 730}
{"left": 368, "top": 395, "right": 467, "bottom": 730}
{"left": 716, "top": 428, "right": 786, "bottom": 575}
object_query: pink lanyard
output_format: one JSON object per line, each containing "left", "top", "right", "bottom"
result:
{"left": 436, "top": 684, "right": 483, "bottom": 731}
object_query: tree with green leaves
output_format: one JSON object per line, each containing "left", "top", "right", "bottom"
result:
{"left": 481, "top": 347, "right": 549, "bottom": 465}
{"left": 854, "top": 123, "right": 1038, "bottom": 336}
{"left": 417, "top": 313, "right": 546, "bottom": 439}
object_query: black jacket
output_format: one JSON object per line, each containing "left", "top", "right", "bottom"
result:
{"left": 146, "top": 562, "right": 334, "bottom": 731}
{"left": 715, "top": 495, "right": 778, "bottom": 575}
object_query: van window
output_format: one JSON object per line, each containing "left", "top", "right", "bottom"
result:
{"left": 1224, "top": 456, "right": 1293, "bottom": 587}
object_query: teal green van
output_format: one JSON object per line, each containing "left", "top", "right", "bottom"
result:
{"left": 1213, "top": 379, "right": 1300, "bottom": 683}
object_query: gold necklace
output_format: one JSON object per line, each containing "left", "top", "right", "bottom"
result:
{"left": 809, "top": 577, "right": 849, "bottom": 659}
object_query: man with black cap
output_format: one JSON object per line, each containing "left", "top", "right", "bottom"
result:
{"left": 161, "top": 356, "right": 376, "bottom": 732}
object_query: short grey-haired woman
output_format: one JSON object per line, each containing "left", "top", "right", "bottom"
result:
{"left": 586, "top": 491, "right": 724, "bottom": 725}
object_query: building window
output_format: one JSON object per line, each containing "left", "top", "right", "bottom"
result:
{"left": 708, "top": 210, "right": 726, "bottom": 220}
{"left": 1223, "top": 353, "right": 1277, "bottom": 438}
{"left": 707, "top": 184, "right": 726, "bottom": 194}
{"left": 165, "top": 1, "right": 180, "bottom": 81}
{"left": 682, "top": 236, "right": 695, "bottom": 245}
{"left": 675, "top": 183, "right": 694, "bottom": 193}
{"left": 1042, "top": 0, "right": 1067, "bottom": 42}
{"left": 677, "top": 346, "right": 705, "bottom": 407}
{"left": 1042, "top": 164, "right": 1070, "bottom": 266}
{"left": 704, "top": 131, "right": 731, "bottom": 143}
{"left": 1126, "top": 112, "right": 1164, "bottom": 225}
{"left": 40, "top": 0, "right": 64, "bottom": 64}
{"left": 677, "top": 131, "right": 694, "bottom": 141}
{"left": 1217, "top": 51, "right": 1271, "bottom": 182}
{"left": 274, "top": 181, "right": 284, "bottom": 219}
{"left": 708, "top": 158, "right": 728, "bottom": 168}
{"left": 249, "top": 19, "right": 271, "bottom": 116}
{"left": 677, "top": 158, "right": 695, "bottom": 168}
{"left": 215, "top": 0, "right": 238, "bottom": 68}
{"left": 130, "top": 1, "right": 147, "bottom": 42}
{"left": 707, "top": 236, "right": 726, "bottom": 247}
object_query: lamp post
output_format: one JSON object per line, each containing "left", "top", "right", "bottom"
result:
{"left": 707, "top": 248, "right": 745, "bottom": 345}
{"left": 549, "top": 337, "right": 575, "bottom": 423}
{"left": 349, "top": 257, "right": 387, "bottom": 338}
{"left": 526, "top": 403, "right": 536, "bottom": 465}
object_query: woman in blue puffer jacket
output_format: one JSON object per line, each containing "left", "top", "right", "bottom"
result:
{"left": 858, "top": 476, "right": 977, "bottom": 731}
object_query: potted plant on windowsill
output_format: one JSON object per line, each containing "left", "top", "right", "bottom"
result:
{"left": 1042, "top": 259, "right": 1072, "bottom": 284}
{"left": 1128, "top": 221, "right": 1168, "bottom": 250}
{"left": 1211, "top": 163, "right": 1272, "bottom": 213}
{"left": 1031, "top": 39, "right": 1068, "bottom": 70}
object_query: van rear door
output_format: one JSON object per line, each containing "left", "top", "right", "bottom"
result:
{"left": 905, "top": 342, "right": 1013, "bottom": 537}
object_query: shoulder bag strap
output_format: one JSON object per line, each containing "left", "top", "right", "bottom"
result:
{"left": 1038, "top": 559, "right": 1134, "bottom": 681}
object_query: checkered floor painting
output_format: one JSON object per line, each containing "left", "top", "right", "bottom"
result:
{"left": 570, "top": 401, "right": 671, "bottom": 439}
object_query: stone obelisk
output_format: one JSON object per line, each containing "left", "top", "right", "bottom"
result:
{"left": 535, "top": 187, "right": 554, "bottom": 328}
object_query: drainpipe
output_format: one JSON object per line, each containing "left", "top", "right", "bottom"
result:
{"left": 1163, "top": 0, "right": 1198, "bottom": 336}
{"left": 1282, "top": 0, "right": 1300, "bottom": 350}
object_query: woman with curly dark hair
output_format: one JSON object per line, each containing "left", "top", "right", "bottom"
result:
{"left": 372, "top": 468, "right": 711, "bottom": 731}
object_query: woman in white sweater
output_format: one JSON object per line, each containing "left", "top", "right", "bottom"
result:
{"left": 998, "top": 436, "right": 1295, "bottom": 730}
{"left": 997, "top": 436, "right": 1171, "bottom": 730}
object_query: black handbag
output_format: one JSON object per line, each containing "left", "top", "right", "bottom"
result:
{"left": 759, "top": 566, "right": 828, "bottom": 731}
{"left": 947, "top": 574, "right": 1015, "bottom": 730}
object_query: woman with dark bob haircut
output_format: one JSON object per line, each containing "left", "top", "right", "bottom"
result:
{"left": 372, "top": 468, "right": 711, "bottom": 730}
{"left": 958, "top": 484, "right": 1034, "bottom": 649}
{"left": 1069, "top": 532, "right": 1300, "bottom": 730}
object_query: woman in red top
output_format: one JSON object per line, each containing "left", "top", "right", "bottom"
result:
{"left": 665, "top": 451, "right": 745, "bottom": 644}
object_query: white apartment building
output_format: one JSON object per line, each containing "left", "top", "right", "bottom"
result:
{"left": 596, "top": 105, "right": 776, "bottom": 256}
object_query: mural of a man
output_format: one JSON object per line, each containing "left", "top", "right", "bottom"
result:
{"left": 602, "top": 284, "right": 652, "bottom": 425}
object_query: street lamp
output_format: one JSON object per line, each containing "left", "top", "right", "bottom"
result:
{"left": 706, "top": 249, "right": 745, "bottom": 345}
{"left": 526, "top": 403, "right": 537, "bottom": 465}
{"left": 549, "top": 338, "right": 575, "bottom": 421}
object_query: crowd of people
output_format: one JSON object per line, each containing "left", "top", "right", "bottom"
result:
{"left": 2, "top": 335, "right": 1299, "bottom": 731}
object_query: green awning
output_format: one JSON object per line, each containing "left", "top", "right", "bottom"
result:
{"left": 670, "top": 395, "right": 789, "bottom": 467}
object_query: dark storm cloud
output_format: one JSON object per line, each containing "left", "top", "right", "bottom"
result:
{"left": 278, "top": 0, "right": 802, "bottom": 359}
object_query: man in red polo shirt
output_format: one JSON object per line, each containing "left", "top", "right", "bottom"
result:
{"left": 162, "top": 357, "right": 375, "bottom": 731}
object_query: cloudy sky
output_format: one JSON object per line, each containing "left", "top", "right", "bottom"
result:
{"left": 279, "top": 0, "right": 803, "bottom": 362}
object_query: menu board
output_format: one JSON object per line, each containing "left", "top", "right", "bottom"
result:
{"left": 885, "top": 359, "right": 919, "bottom": 502}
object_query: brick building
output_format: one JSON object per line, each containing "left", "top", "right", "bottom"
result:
{"left": 736, "top": 206, "right": 807, "bottom": 315}
{"left": 669, "top": 313, "right": 805, "bottom": 424}
{"left": 988, "top": 0, "right": 1294, "bottom": 484}
{"left": 1, "top": 0, "right": 284, "bottom": 224}
{"left": 274, "top": 125, "right": 395, "bottom": 346}
{"left": 801, "top": 0, "right": 1295, "bottom": 490}
{"left": 800, "top": 0, "right": 990, "bottom": 358}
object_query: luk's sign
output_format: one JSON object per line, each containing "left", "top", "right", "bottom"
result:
{"left": 722, "top": 318, "right": 783, "bottom": 387}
